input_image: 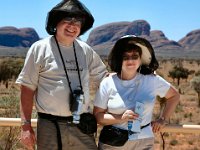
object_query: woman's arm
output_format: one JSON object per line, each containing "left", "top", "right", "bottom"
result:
{"left": 160, "top": 86, "right": 180, "bottom": 121}
{"left": 93, "top": 106, "right": 139, "bottom": 126}
{"left": 152, "top": 86, "right": 180, "bottom": 132}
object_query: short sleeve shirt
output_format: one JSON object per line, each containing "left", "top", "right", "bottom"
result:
{"left": 94, "top": 73, "right": 170, "bottom": 139}
{"left": 16, "top": 36, "right": 107, "bottom": 116}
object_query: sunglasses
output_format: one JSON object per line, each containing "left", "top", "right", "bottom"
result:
{"left": 63, "top": 17, "right": 84, "bottom": 26}
{"left": 122, "top": 54, "right": 140, "bottom": 61}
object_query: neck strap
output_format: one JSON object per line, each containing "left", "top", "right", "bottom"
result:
{"left": 54, "top": 36, "right": 83, "bottom": 93}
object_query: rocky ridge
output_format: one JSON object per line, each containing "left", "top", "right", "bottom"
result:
{"left": 0, "top": 20, "right": 200, "bottom": 59}
{"left": 86, "top": 20, "right": 200, "bottom": 59}
{"left": 0, "top": 26, "right": 39, "bottom": 47}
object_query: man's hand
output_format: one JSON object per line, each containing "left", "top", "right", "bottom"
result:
{"left": 20, "top": 124, "right": 36, "bottom": 150}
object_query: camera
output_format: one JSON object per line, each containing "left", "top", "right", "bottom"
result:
{"left": 70, "top": 89, "right": 84, "bottom": 124}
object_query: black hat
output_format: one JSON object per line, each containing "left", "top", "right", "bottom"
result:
{"left": 110, "top": 35, "right": 159, "bottom": 75}
{"left": 46, "top": 0, "right": 94, "bottom": 35}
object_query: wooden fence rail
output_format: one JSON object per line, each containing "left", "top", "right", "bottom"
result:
{"left": 0, "top": 118, "right": 200, "bottom": 134}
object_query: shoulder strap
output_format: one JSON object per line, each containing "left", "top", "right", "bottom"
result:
{"left": 54, "top": 36, "right": 73, "bottom": 93}
{"left": 73, "top": 42, "right": 83, "bottom": 91}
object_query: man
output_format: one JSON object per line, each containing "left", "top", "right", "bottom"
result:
{"left": 16, "top": 0, "right": 107, "bottom": 149}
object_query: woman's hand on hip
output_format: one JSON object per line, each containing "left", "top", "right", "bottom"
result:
{"left": 151, "top": 118, "right": 168, "bottom": 133}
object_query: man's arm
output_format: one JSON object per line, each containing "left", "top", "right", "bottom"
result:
{"left": 20, "top": 85, "right": 36, "bottom": 150}
{"left": 20, "top": 85, "right": 35, "bottom": 123}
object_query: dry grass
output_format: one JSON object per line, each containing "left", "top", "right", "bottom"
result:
{"left": 1, "top": 58, "right": 200, "bottom": 149}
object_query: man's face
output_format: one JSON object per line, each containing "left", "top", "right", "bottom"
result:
{"left": 56, "top": 17, "right": 82, "bottom": 45}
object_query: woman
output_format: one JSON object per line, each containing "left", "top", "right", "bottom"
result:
{"left": 93, "top": 35, "right": 180, "bottom": 150}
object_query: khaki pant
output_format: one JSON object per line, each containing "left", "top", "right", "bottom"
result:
{"left": 37, "top": 117, "right": 98, "bottom": 150}
{"left": 98, "top": 137, "right": 154, "bottom": 150}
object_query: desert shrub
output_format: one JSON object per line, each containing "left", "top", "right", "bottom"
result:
{"left": 0, "top": 88, "right": 20, "bottom": 117}
{"left": 190, "top": 75, "right": 200, "bottom": 107}
{"left": 0, "top": 86, "right": 22, "bottom": 150}
{"left": 0, "top": 58, "right": 24, "bottom": 88}
{"left": 175, "top": 104, "right": 183, "bottom": 113}
{"left": 163, "top": 132, "right": 169, "bottom": 137}
{"left": 195, "top": 70, "right": 200, "bottom": 76}
{"left": 0, "top": 127, "right": 21, "bottom": 150}
{"left": 154, "top": 139, "right": 159, "bottom": 144}
{"left": 184, "top": 113, "right": 188, "bottom": 118}
{"left": 170, "top": 139, "right": 178, "bottom": 146}
{"left": 169, "top": 66, "right": 190, "bottom": 86}
{"left": 188, "top": 140, "right": 193, "bottom": 145}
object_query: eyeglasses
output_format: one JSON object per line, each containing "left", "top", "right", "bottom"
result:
{"left": 63, "top": 17, "right": 84, "bottom": 27}
{"left": 122, "top": 54, "right": 140, "bottom": 61}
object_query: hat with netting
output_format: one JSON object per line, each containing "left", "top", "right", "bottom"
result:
{"left": 46, "top": 0, "right": 94, "bottom": 36}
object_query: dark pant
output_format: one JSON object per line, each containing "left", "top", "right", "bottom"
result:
{"left": 37, "top": 113, "right": 97, "bottom": 150}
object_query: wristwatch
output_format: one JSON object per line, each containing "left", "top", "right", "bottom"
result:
{"left": 21, "top": 120, "right": 31, "bottom": 126}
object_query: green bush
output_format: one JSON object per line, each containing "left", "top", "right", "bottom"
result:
{"left": 170, "top": 139, "right": 178, "bottom": 146}
{"left": 0, "top": 58, "right": 24, "bottom": 88}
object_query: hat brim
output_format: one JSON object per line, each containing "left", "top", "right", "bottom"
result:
{"left": 45, "top": 0, "right": 94, "bottom": 35}
{"left": 135, "top": 42, "right": 151, "bottom": 65}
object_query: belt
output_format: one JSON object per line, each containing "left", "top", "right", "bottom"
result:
{"left": 128, "top": 123, "right": 151, "bottom": 135}
{"left": 110, "top": 122, "right": 150, "bottom": 133}
{"left": 38, "top": 112, "right": 73, "bottom": 122}
{"left": 38, "top": 112, "right": 75, "bottom": 150}
{"left": 141, "top": 123, "right": 151, "bottom": 129}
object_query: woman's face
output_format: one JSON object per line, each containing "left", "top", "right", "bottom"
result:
{"left": 121, "top": 50, "right": 141, "bottom": 75}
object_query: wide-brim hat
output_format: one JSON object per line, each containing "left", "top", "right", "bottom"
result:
{"left": 46, "top": 0, "right": 94, "bottom": 36}
{"left": 117, "top": 35, "right": 159, "bottom": 74}
{"left": 119, "top": 35, "right": 152, "bottom": 65}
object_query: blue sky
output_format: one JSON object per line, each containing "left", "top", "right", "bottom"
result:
{"left": 0, "top": 0, "right": 199, "bottom": 42}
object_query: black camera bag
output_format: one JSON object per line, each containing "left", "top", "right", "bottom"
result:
{"left": 99, "top": 125, "right": 128, "bottom": 146}
{"left": 77, "top": 113, "right": 97, "bottom": 134}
